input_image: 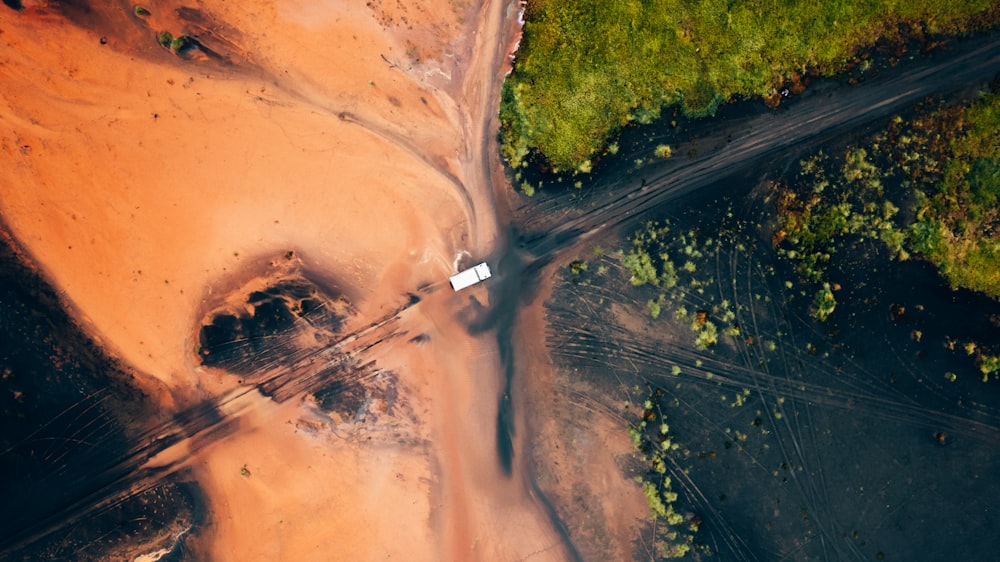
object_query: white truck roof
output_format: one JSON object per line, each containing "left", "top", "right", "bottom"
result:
{"left": 450, "top": 262, "right": 492, "bottom": 291}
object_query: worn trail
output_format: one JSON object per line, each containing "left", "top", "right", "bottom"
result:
{"left": 0, "top": 294, "right": 417, "bottom": 555}
{"left": 517, "top": 34, "right": 1000, "bottom": 260}
{"left": 5, "top": 14, "right": 999, "bottom": 559}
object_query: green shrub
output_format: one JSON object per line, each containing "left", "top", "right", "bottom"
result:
{"left": 694, "top": 321, "right": 718, "bottom": 349}
{"left": 171, "top": 35, "right": 193, "bottom": 52}
{"left": 811, "top": 283, "right": 836, "bottom": 322}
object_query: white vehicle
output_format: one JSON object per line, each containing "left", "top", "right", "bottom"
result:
{"left": 449, "top": 262, "right": 492, "bottom": 291}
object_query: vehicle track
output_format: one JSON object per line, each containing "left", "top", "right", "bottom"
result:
{"left": 6, "top": 21, "right": 999, "bottom": 562}
{"left": 0, "top": 294, "right": 418, "bottom": 555}
{"left": 517, "top": 33, "right": 1000, "bottom": 261}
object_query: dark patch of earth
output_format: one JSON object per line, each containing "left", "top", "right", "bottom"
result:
{"left": 0, "top": 231, "right": 202, "bottom": 560}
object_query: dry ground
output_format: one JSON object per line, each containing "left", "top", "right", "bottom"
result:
{"left": 0, "top": 0, "right": 583, "bottom": 559}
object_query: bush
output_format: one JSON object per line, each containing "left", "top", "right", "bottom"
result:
{"left": 694, "top": 321, "right": 718, "bottom": 349}
{"left": 811, "top": 283, "right": 836, "bottom": 322}
{"left": 171, "top": 35, "right": 193, "bottom": 52}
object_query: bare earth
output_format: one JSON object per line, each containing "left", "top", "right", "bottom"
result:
{"left": 0, "top": 0, "right": 599, "bottom": 559}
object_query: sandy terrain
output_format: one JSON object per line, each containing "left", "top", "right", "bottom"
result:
{"left": 511, "top": 268, "right": 652, "bottom": 562}
{"left": 0, "top": 0, "right": 573, "bottom": 560}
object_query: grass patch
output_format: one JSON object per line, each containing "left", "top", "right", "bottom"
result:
{"left": 618, "top": 219, "right": 744, "bottom": 349}
{"left": 500, "top": 0, "right": 997, "bottom": 171}
{"left": 810, "top": 283, "right": 837, "bottom": 322}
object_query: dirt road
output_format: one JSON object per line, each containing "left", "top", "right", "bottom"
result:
{"left": 0, "top": 0, "right": 571, "bottom": 559}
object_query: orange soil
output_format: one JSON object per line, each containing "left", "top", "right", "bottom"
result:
{"left": 0, "top": 0, "right": 575, "bottom": 560}
{"left": 513, "top": 265, "right": 652, "bottom": 561}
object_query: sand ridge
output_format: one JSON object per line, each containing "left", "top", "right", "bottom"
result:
{"left": 0, "top": 0, "right": 576, "bottom": 559}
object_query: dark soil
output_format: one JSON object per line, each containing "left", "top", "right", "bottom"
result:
{"left": 0, "top": 232, "right": 202, "bottom": 560}
{"left": 540, "top": 175, "right": 1000, "bottom": 560}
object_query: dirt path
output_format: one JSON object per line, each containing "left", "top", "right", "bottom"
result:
{"left": 0, "top": 0, "right": 571, "bottom": 559}
{"left": 517, "top": 32, "right": 1000, "bottom": 260}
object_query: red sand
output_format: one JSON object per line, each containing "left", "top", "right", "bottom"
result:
{"left": 0, "top": 0, "right": 646, "bottom": 559}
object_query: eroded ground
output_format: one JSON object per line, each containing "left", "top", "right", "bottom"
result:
{"left": 0, "top": 0, "right": 571, "bottom": 559}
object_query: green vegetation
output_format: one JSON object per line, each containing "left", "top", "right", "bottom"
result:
{"left": 902, "top": 95, "right": 1000, "bottom": 298}
{"left": 171, "top": 34, "right": 193, "bottom": 53}
{"left": 810, "top": 283, "right": 837, "bottom": 322}
{"left": 627, "top": 388, "right": 699, "bottom": 558}
{"left": 501, "top": 0, "right": 997, "bottom": 170}
{"left": 775, "top": 148, "right": 904, "bottom": 283}
{"left": 621, "top": 220, "right": 745, "bottom": 349}
{"left": 773, "top": 91, "right": 1000, "bottom": 379}
{"left": 622, "top": 221, "right": 679, "bottom": 289}
{"left": 694, "top": 324, "right": 717, "bottom": 350}
{"left": 134, "top": 6, "right": 150, "bottom": 17}
{"left": 775, "top": 92, "right": 1000, "bottom": 302}
{"left": 157, "top": 31, "right": 195, "bottom": 54}
{"left": 981, "top": 355, "right": 1000, "bottom": 380}
{"left": 655, "top": 144, "right": 673, "bottom": 159}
